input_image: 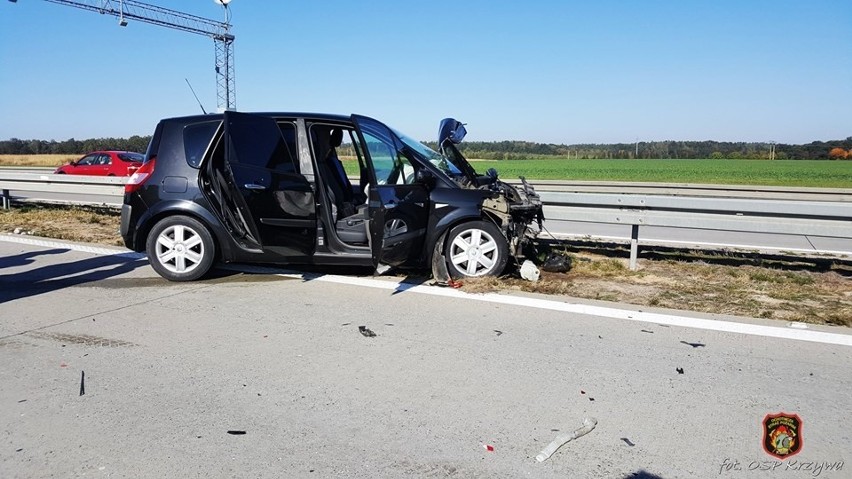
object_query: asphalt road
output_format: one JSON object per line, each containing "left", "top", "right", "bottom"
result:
{"left": 1, "top": 237, "right": 850, "bottom": 478}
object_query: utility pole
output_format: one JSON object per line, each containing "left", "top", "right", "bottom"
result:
{"left": 8, "top": 0, "right": 236, "bottom": 111}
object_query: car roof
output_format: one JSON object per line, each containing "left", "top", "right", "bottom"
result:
{"left": 161, "top": 112, "right": 352, "bottom": 123}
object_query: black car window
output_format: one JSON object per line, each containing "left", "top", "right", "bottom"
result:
{"left": 117, "top": 152, "right": 144, "bottom": 162}
{"left": 99, "top": 154, "right": 111, "bottom": 165}
{"left": 273, "top": 122, "right": 298, "bottom": 174}
{"left": 79, "top": 154, "right": 97, "bottom": 166}
{"left": 226, "top": 119, "right": 298, "bottom": 173}
{"left": 183, "top": 120, "right": 221, "bottom": 168}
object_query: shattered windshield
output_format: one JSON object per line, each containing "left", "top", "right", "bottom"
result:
{"left": 392, "top": 129, "right": 463, "bottom": 177}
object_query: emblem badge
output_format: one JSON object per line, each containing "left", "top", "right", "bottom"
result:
{"left": 762, "top": 413, "right": 802, "bottom": 459}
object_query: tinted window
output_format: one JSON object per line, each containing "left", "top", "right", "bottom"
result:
{"left": 273, "top": 122, "right": 298, "bottom": 174}
{"left": 117, "top": 152, "right": 144, "bottom": 162}
{"left": 183, "top": 120, "right": 221, "bottom": 168}
{"left": 228, "top": 118, "right": 298, "bottom": 174}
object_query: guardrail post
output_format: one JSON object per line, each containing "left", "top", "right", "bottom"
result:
{"left": 629, "top": 224, "right": 640, "bottom": 270}
{"left": 1, "top": 189, "right": 9, "bottom": 210}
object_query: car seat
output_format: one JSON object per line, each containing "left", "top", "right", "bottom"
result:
{"left": 314, "top": 128, "right": 368, "bottom": 244}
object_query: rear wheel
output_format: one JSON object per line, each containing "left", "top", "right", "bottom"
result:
{"left": 146, "top": 215, "right": 215, "bottom": 281}
{"left": 445, "top": 220, "right": 508, "bottom": 278}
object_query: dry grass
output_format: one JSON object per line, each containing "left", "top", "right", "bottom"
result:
{"left": 462, "top": 252, "right": 852, "bottom": 327}
{"left": 0, "top": 154, "right": 78, "bottom": 167}
{"left": 0, "top": 205, "right": 122, "bottom": 246}
{"left": 1, "top": 206, "right": 849, "bottom": 326}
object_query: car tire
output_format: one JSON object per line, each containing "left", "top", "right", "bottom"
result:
{"left": 444, "top": 220, "right": 508, "bottom": 278}
{"left": 146, "top": 215, "right": 215, "bottom": 282}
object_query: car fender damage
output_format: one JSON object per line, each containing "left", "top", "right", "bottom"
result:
{"left": 438, "top": 117, "right": 544, "bottom": 262}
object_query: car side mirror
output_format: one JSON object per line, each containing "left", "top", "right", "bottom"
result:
{"left": 415, "top": 169, "right": 436, "bottom": 190}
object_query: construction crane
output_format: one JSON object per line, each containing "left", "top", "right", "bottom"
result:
{"left": 7, "top": 0, "right": 235, "bottom": 111}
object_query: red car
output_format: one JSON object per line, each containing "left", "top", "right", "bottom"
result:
{"left": 54, "top": 151, "right": 145, "bottom": 176}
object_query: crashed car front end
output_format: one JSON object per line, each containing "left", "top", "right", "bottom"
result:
{"left": 477, "top": 176, "right": 543, "bottom": 259}
{"left": 436, "top": 118, "right": 545, "bottom": 257}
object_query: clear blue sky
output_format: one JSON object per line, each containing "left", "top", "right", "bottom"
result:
{"left": 1, "top": 0, "right": 850, "bottom": 145}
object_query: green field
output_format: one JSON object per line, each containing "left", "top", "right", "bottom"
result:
{"left": 2, "top": 154, "right": 849, "bottom": 187}
{"left": 343, "top": 158, "right": 852, "bottom": 188}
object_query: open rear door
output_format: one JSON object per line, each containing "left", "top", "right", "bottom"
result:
{"left": 221, "top": 111, "right": 317, "bottom": 256}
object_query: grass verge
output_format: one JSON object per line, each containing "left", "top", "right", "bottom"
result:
{"left": 462, "top": 243, "right": 851, "bottom": 327}
{"left": 0, "top": 204, "right": 122, "bottom": 246}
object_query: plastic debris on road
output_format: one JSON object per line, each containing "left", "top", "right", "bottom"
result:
{"left": 541, "top": 253, "right": 572, "bottom": 273}
{"left": 520, "top": 260, "right": 540, "bottom": 282}
{"left": 535, "top": 417, "right": 598, "bottom": 463}
{"left": 358, "top": 326, "right": 377, "bottom": 337}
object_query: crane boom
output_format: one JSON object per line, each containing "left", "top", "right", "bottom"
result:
{"left": 16, "top": 0, "right": 235, "bottom": 110}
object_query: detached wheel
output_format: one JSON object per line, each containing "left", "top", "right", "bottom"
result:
{"left": 146, "top": 215, "right": 215, "bottom": 281}
{"left": 445, "top": 220, "right": 508, "bottom": 278}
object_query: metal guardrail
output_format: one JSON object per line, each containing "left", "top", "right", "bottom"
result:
{"left": 0, "top": 173, "right": 126, "bottom": 209}
{"left": 2, "top": 173, "right": 851, "bottom": 268}
{"left": 539, "top": 191, "right": 851, "bottom": 268}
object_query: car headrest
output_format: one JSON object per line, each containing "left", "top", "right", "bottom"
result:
{"left": 329, "top": 128, "right": 343, "bottom": 148}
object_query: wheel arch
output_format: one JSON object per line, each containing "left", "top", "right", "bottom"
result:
{"left": 423, "top": 209, "right": 507, "bottom": 267}
{"left": 132, "top": 201, "right": 232, "bottom": 262}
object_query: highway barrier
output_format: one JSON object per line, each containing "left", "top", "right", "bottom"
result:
{"left": 2, "top": 173, "right": 850, "bottom": 268}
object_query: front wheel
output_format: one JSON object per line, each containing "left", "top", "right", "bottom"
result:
{"left": 146, "top": 215, "right": 215, "bottom": 281}
{"left": 444, "top": 220, "right": 508, "bottom": 278}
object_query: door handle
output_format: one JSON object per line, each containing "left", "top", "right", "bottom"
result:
{"left": 244, "top": 183, "right": 266, "bottom": 190}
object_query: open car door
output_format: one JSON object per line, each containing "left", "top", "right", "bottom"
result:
{"left": 220, "top": 111, "right": 317, "bottom": 257}
{"left": 351, "top": 114, "right": 430, "bottom": 270}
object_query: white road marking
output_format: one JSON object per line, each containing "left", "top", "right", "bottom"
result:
{"left": 3, "top": 234, "right": 851, "bottom": 347}
{"left": 0, "top": 234, "right": 144, "bottom": 259}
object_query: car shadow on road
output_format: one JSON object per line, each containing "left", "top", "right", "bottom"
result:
{"left": 621, "top": 471, "right": 666, "bottom": 479}
{"left": 0, "top": 252, "right": 147, "bottom": 304}
{"left": 391, "top": 274, "right": 431, "bottom": 295}
{"left": 0, "top": 248, "right": 68, "bottom": 270}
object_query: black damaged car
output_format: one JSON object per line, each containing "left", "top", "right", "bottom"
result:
{"left": 120, "top": 112, "right": 544, "bottom": 281}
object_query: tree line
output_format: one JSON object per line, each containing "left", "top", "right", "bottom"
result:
{"left": 1, "top": 135, "right": 850, "bottom": 160}
{"left": 0, "top": 136, "right": 151, "bottom": 156}
{"left": 425, "top": 138, "right": 852, "bottom": 160}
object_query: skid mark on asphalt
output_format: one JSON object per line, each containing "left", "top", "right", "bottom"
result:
{"left": 0, "top": 338, "right": 41, "bottom": 350}
{"left": 24, "top": 331, "right": 137, "bottom": 348}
